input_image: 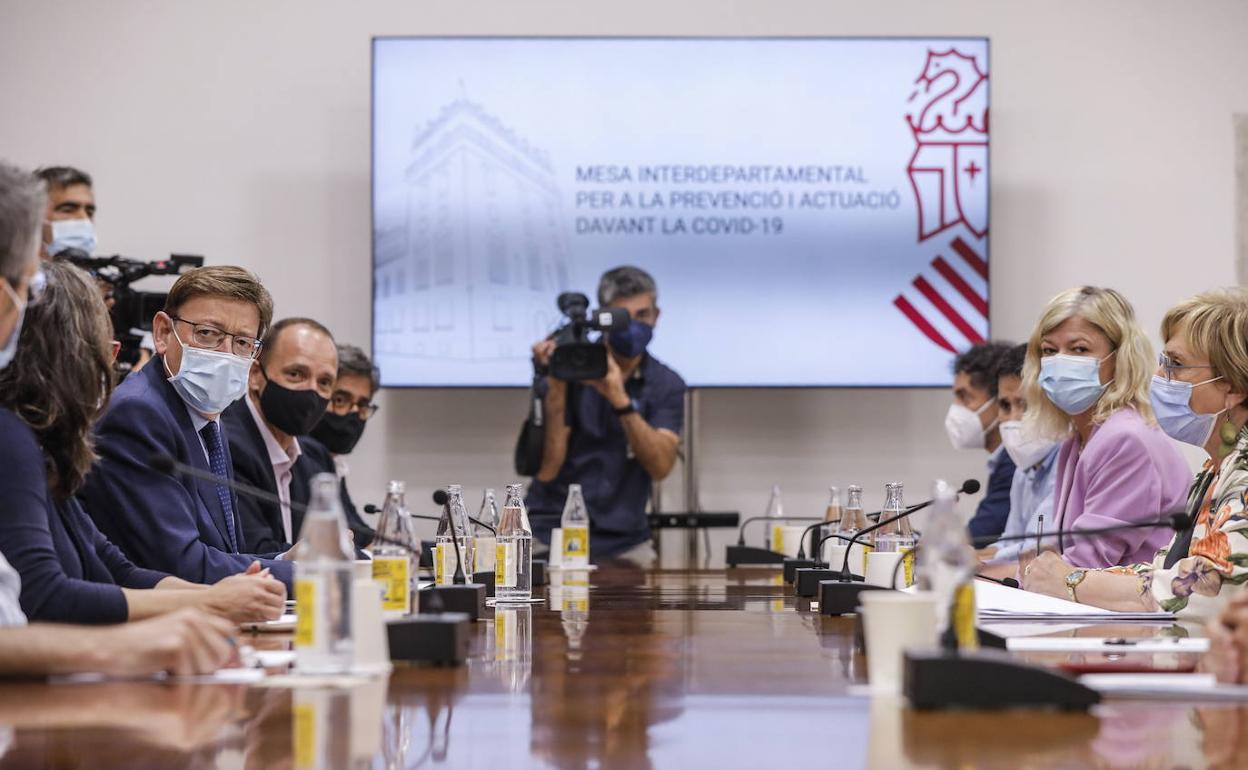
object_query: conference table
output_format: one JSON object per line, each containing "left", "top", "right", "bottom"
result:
{"left": 0, "top": 567, "right": 1239, "bottom": 769}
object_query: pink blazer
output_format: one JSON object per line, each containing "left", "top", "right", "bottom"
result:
{"left": 1053, "top": 407, "right": 1192, "bottom": 568}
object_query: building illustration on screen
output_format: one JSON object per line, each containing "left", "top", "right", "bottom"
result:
{"left": 374, "top": 99, "right": 570, "bottom": 363}
{"left": 894, "top": 47, "right": 990, "bottom": 355}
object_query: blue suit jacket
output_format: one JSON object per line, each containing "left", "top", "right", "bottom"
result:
{"left": 79, "top": 360, "right": 294, "bottom": 588}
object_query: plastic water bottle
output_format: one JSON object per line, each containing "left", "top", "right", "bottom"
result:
{"left": 560, "top": 484, "right": 590, "bottom": 568}
{"left": 434, "top": 485, "right": 474, "bottom": 585}
{"left": 293, "top": 473, "right": 355, "bottom": 674}
{"left": 838, "top": 484, "right": 869, "bottom": 574}
{"left": 874, "top": 482, "right": 917, "bottom": 585}
{"left": 496, "top": 483, "right": 533, "bottom": 601}
{"left": 372, "top": 480, "right": 417, "bottom": 617}
{"left": 475, "top": 488, "right": 499, "bottom": 574}
{"left": 917, "top": 479, "right": 979, "bottom": 650}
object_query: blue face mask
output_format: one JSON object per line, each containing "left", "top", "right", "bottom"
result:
{"left": 165, "top": 328, "right": 253, "bottom": 415}
{"left": 1150, "top": 374, "right": 1224, "bottom": 447}
{"left": 1039, "top": 352, "right": 1115, "bottom": 416}
{"left": 608, "top": 320, "right": 653, "bottom": 359}
{"left": 47, "top": 218, "right": 96, "bottom": 257}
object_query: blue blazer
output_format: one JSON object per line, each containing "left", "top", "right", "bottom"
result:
{"left": 79, "top": 360, "right": 294, "bottom": 588}
{"left": 0, "top": 408, "right": 167, "bottom": 624}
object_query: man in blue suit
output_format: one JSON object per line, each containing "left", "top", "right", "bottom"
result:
{"left": 81, "top": 266, "right": 294, "bottom": 589}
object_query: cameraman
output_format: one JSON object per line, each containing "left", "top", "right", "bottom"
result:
{"left": 525, "top": 266, "right": 686, "bottom": 568}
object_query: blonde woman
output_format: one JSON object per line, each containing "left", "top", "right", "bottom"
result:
{"left": 1017, "top": 286, "right": 1189, "bottom": 572}
{"left": 1024, "top": 289, "right": 1248, "bottom": 619}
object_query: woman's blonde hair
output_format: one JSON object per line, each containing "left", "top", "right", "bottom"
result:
{"left": 1022, "top": 286, "right": 1155, "bottom": 440}
{"left": 1160, "top": 288, "right": 1248, "bottom": 400}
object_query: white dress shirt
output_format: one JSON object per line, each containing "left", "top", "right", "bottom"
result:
{"left": 245, "top": 395, "right": 302, "bottom": 543}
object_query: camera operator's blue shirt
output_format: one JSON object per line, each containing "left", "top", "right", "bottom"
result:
{"left": 526, "top": 354, "right": 686, "bottom": 560}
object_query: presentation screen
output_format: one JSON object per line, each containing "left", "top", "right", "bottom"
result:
{"left": 372, "top": 37, "right": 990, "bottom": 387}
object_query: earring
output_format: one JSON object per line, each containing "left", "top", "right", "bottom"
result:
{"left": 1219, "top": 419, "right": 1240, "bottom": 455}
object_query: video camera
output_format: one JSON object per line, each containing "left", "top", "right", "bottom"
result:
{"left": 546, "top": 291, "right": 630, "bottom": 381}
{"left": 61, "top": 251, "right": 204, "bottom": 371}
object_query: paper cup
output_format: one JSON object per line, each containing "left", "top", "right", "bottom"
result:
{"left": 824, "top": 542, "right": 868, "bottom": 578}
{"left": 353, "top": 559, "right": 373, "bottom": 582}
{"left": 865, "top": 551, "right": 905, "bottom": 588}
{"left": 777, "top": 525, "right": 807, "bottom": 558}
{"left": 351, "top": 579, "right": 391, "bottom": 674}
{"left": 823, "top": 542, "right": 848, "bottom": 568}
{"left": 549, "top": 529, "right": 564, "bottom": 568}
{"left": 860, "top": 590, "right": 938, "bottom": 695}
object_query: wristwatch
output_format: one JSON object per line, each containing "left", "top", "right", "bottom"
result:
{"left": 613, "top": 398, "right": 639, "bottom": 417}
{"left": 1064, "top": 569, "right": 1088, "bottom": 602}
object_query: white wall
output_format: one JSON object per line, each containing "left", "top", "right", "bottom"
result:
{"left": 2, "top": 1, "right": 1244, "bottom": 562}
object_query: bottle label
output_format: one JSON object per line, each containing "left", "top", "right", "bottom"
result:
{"left": 294, "top": 578, "right": 315, "bottom": 647}
{"left": 901, "top": 547, "right": 916, "bottom": 587}
{"left": 475, "top": 537, "right": 496, "bottom": 573}
{"left": 563, "top": 526, "right": 589, "bottom": 561}
{"left": 954, "top": 583, "right": 979, "bottom": 650}
{"left": 293, "top": 701, "right": 316, "bottom": 769}
{"left": 861, "top": 544, "right": 873, "bottom": 576}
{"left": 433, "top": 544, "right": 445, "bottom": 585}
{"left": 772, "top": 525, "right": 785, "bottom": 554}
{"left": 372, "top": 556, "right": 409, "bottom": 612}
{"left": 497, "top": 541, "right": 517, "bottom": 588}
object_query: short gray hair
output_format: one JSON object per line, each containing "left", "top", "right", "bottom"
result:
{"left": 337, "top": 343, "right": 380, "bottom": 394}
{"left": 0, "top": 162, "right": 45, "bottom": 285}
{"left": 597, "top": 265, "right": 657, "bottom": 306}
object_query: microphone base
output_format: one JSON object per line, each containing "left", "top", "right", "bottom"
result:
{"left": 903, "top": 649, "right": 1100, "bottom": 711}
{"left": 386, "top": 613, "right": 471, "bottom": 666}
{"left": 725, "top": 545, "right": 785, "bottom": 567}
{"left": 474, "top": 571, "right": 496, "bottom": 598}
{"left": 818, "top": 580, "right": 889, "bottom": 615}
{"left": 796, "top": 568, "right": 860, "bottom": 597}
{"left": 532, "top": 559, "right": 548, "bottom": 587}
{"left": 783, "top": 558, "right": 820, "bottom": 583}
{"left": 418, "top": 583, "right": 486, "bottom": 621}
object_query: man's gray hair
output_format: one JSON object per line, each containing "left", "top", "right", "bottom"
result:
{"left": 0, "top": 162, "right": 45, "bottom": 285}
{"left": 597, "top": 265, "right": 657, "bottom": 307}
{"left": 337, "top": 343, "right": 380, "bottom": 395}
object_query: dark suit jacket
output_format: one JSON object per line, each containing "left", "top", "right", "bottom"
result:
{"left": 79, "top": 360, "right": 294, "bottom": 589}
{"left": 223, "top": 400, "right": 374, "bottom": 553}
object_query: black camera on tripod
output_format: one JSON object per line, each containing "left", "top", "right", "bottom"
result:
{"left": 61, "top": 251, "right": 204, "bottom": 371}
{"left": 546, "top": 292, "right": 630, "bottom": 381}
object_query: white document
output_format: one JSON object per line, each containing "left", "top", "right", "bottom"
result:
{"left": 973, "top": 578, "right": 1176, "bottom": 624}
{"left": 1074, "top": 673, "right": 1248, "bottom": 702}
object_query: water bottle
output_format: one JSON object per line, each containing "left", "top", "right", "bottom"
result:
{"left": 475, "top": 488, "right": 500, "bottom": 574}
{"left": 917, "top": 479, "right": 979, "bottom": 650}
{"left": 560, "top": 484, "right": 590, "bottom": 568}
{"left": 764, "top": 484, "right": 784, "bottom": 551}
{"left": 434, "top": 485, "right": 474, "bottom": 585}
{"left": 496, "top": 483, "right": 533, "bottom": 601}
{"left": 875, "top": 482, "right": 917, "bottom": 585}
{"left": 372, "top": 480, "right": 417, "bottom": 617}
{"left": 293, "top": 473, "right": 355, "bottom": 674}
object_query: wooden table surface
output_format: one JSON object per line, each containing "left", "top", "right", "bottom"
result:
{"left": 0, "top": 567, "right": 1240, "bottom": 769}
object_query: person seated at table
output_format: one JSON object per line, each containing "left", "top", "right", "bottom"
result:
{"left": 1023, "top": 289, "right": 1248, "bottom": 619}
{"left": 945, "top": 341, "right": 1016, "bottom": 540}
{"left": 1017, "top": 286, "right": 1189, "bottom": 570}
{"left": 79, "top": 265, "right": 295, "bottom": 588}
{"left": 0, "top": 261, "right": 285, "bottom": 624}
{"left": 980, "top": 343, "right": 1061, "bottom": 569}
{"left": 302, "top": 342, "right": 379, "bottom": 547}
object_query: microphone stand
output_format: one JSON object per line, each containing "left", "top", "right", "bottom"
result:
{"left": 420, "top": 490, "right": 487, "bottom": 619}
{"left": 725, "top": 516, "right": 822, "bottom": 566}
{"left": 146, "top": 453, "right": 472, "bottom": 664}
{"left": 792, "top": 502, "right": 931, "bottom": 598}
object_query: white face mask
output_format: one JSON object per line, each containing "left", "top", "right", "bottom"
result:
{"left": 164, "top": 328, "right": 252, "bottom": 415}
{"left": 46, "top": 218, "right": 96, "bottom": 257}
{"left": 945, "top": 399, "right": 997, "bottom": 450}
{"left": 999, "top": 420, "right": 1059, "bottom": 469}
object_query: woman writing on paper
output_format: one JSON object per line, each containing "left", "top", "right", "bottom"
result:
{"left": 1023, "top": 288, "right": 1248, "bottom": 621}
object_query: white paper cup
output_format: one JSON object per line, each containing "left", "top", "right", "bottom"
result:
{"left": 777, "top": 525, "right": 807, "bottom": 558}
{"left": 865, "top": 551, "right": 905, "bottom": 588}
{"left": 548, "top": 529, "right": 564, "bottom": 568}
{"left": 860, "top": 590, "right": 938, "bottom": 695}
{"left": 353, "top": 559, "right": 373, "bottom": 582}
{"left": 824, "top": 542, "right": 867, "bottom": 577}
{"left": 351, "top": 580, "right": 392, "bottom": 674}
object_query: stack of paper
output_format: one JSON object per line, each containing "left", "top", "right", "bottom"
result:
{"left": 973, "top": 578, "right": 1176, "bottom": 624}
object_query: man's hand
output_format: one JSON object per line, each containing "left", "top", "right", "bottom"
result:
{"left": 200, "top": 562, "right": 286, "bottom": 622}
{"left": 586, "top": 352, "right": 629, "bottom": 409}
{"left": 91, "top": 609, "right": 238, "bottom": 677}
{"left": 532, "top": 339, "right": 557, "bottom": 370}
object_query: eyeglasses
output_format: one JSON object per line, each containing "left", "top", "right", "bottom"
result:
{"left": 330, "top": 391, "right": 379, "bottom": 419}
{"left": 1158, "top": 352, "right": 1215, "bottom": 382}
{"left": 170, "top": 316, "right": 263, "bottom": 359}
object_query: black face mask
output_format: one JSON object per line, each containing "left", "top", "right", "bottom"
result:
{"left": 309, "top": 411, "right": 367, "bottom": 455}
{"left": 259, "top": 369, "right": 329, "bottom": 437}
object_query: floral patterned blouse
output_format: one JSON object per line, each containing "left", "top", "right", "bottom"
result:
{"left": 1119, "top": 426, "right": 1248, "bottom": 620}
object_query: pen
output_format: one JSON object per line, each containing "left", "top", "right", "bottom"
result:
{"left": 1035, "top": 513, "right": 1044, "bottom": 553}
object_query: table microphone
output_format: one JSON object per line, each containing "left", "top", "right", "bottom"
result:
{"left": 726, "top": 515, "right": 821, "bottom": 566}
{"left": 733, "top": 515, "right": 822, "bottom": 547}
{"left": 363, "top": 504, "right": 497, "bottom": 534}
{"left": 419, "top": 489, "right": 487, "bottom": 619}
